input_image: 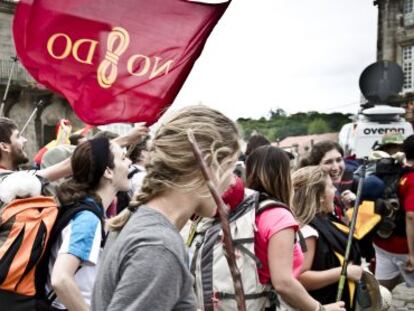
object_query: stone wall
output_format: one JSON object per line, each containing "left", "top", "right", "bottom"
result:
{"left": 0, "top": 6, "right": 15, "bottom": 61}
{"left": 377, "top": 0, "right": 403, "bottom": 62}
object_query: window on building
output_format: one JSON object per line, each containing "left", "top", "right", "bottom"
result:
{"left": 404, "top": 0, "right": 414, "bottom": 27}
{"left": 405, "top": 0, "right": 414, "bottom": 14}
{"left": 403, "top": 46, "right": 414, "bottom": 91}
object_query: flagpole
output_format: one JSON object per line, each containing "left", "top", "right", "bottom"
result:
{"left": 0, "top": 56, "right": 18, "bottom": 117}
{"left": 20, "top": 100, "right": 43, "bottom": 135}
{"left": 336, "top": 158, "right": 367, "bottom": 302}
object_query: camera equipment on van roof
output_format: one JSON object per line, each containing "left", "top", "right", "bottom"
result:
{"left": 359, "top": 61, "right": 404, "bottom": 105}
{"left": 339, "top": 61, "right": 413, "bottom": 158}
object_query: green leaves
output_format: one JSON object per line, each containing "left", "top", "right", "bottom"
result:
{"left": 237, "top": 111, "right": 351, "bottom": 141}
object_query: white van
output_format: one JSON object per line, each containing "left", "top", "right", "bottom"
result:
{"left": 339, "top": 105, "right": 413, "bottom": 158}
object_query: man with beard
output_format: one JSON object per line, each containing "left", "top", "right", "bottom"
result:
{"left": 0, "top": 117, "right": 148, "bottom": 181}
{"left": 0, "top": 117, "right": 30, "bottom": 171}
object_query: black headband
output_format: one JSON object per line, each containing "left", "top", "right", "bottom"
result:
{"left": 89, "top": 137, "right": 110, "bottom": 187}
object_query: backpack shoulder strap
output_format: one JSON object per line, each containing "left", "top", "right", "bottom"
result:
{"left": 56, "top": 199, "right": 105, "bottom": 245}
{"left": 256, "top": 198, "right": 289, "bottom": 215}
{"left": 0, "top": 171, "right": 11, "bottom": 179}
{"left": 127, "top": 166, "right": 141, "bottom": 179}
{"left": 297, "top": 229, "right": 307, "bottom": 253}
{"left": 255, "top": 197, "right": 306, "bottom": 251}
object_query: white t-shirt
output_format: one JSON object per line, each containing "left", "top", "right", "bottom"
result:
{"left": 46, "top": 210, "right": 103, "bottom": 309}
{"left": 129, "top": 164, "right": 146, "bottom": 195}
{"left": 300, "top": 224, "right": 319, "bottom": 239}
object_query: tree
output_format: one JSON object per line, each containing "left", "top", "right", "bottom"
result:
{"left": 308, "top": 118, "right": 330, "bottom": 134}
{"left": 269, "top": 108, "right": 287, "bottom": 119}
{"left": 237, "top": 111, "right": 350, "bottom": 141}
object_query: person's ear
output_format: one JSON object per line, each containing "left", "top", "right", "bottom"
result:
{"left": 103, "top": 167, "right": 114, "bottom": 181}
{"left": 0, "top": 142, "right": 11, "bottom": 153}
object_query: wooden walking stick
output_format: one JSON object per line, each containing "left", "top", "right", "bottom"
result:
{"left": 336, "top": 158, "right": 367, "bottom": 302}
{"left": 0, "top": 56, "right": 18, "bottom": 116}
{"left": 188, "top": 130, "right": 246, "bottom": 311}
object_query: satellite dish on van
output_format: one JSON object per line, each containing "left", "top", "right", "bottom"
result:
{"left": 359, "top": 61, "right": 404, "bottom": 104}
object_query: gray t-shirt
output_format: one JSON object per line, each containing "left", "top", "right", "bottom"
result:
{"left": 91, "top": 206, "right": 197, "bottom": 311}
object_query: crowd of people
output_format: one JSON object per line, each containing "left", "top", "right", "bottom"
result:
{"left": 0, "top": 105, "right": 413, "bottom": 311}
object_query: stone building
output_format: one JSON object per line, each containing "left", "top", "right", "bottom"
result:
{"left": 376, "top": 0, "right": 414, "bottom": 122}
{"left": 0, "top": 0, "right": 84, "bottom": 162}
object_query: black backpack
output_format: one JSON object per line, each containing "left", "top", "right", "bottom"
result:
{"left": 374, "top": 157, "right": 414, "bottom": 239}
{"left": 35, "top": 197, "right": 105, "bottom": 311}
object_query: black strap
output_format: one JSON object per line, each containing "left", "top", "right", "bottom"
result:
{"left": 53, "top": 199, "right": 106, "bottom": 247}
{"left": 127, "top": 166, "right": 141, "bottom": 179}
{"left": 297, "top": 229, "right": 308, "bottom": 253}
{"left": 234, "top": 243, "right": 263, "bottom": 269}
{"left": 214, "top": 291, "right": 271, "bottom": 300}
{"left": 232, "top": 238, "right": 254, "bottom": 244}
{"left": 212, "top": 290, "right": 280, "bottom": 310}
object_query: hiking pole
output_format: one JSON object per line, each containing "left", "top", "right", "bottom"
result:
{"left": 21, "top": 100, "right": 43, "bottom": 135}
{"left": 188, "top": 130, "right": 246, "bottom": 311}
{"left": 0, "top": 56, "right": 18, "bottom": 116}
{"left": 336, "top": 158, "right": 367, "bottom": 302}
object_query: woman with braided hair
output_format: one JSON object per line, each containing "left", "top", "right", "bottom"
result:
{"left": 91, "top": 106, "right": 241, "bottom": 311}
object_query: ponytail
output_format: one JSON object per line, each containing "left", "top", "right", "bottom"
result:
{"left": 57, "top": 179, "right": 102, "bottom": 206}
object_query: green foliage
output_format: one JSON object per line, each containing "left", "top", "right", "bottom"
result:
{"left": 237, "top": 109, "right": 351, "bottom": 141}
{"left": 308, "top": 118, "right": 330, "bottom": 134}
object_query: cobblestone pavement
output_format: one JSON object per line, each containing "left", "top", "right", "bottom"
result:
{"left": 390, "top": 283, "right": 414, "bottom": 311}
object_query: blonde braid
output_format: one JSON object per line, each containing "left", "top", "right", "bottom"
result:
{"left": 107, "top": 105, "right": 240, "bottom": 231}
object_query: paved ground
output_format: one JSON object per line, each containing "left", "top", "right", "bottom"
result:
{"left": 390, "top": 282, "right": 414, "bottom": 311}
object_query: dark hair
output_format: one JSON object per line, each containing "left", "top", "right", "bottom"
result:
{"left": 245, "top": 134, "right": 270, "bottom": 157}
{"left": 128, "top": 136, "right": 149, "bottom": 163}
{"left": 0, "top": 118, "right": 18, "bottom": 161}
{"left": 245, "top": 145, "right": 291, "bottom": 206}
{"left": 92, "top": 130, "right": 119, "bottom": 140}
{"left": 69, "top": 133, "right": 85, "bottom": 146}
{"left": 403, "top": 134, "right": 414, "bottom": 161}
{"left": 299, "top": 140, "right": 344, "bottom": 167}
{"left": 0, "top": 117, "right": 17, "bottom": 144}
{"left": 58, "top": 138, "right": 115, "bottom": 205}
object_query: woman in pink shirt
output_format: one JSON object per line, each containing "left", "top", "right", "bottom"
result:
{"left": 245, "top": 145, "right": 345, "bottom": 311}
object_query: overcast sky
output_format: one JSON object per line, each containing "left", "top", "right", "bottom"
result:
{"left": 172, "top": 0, "right": 378, "bottom": 120}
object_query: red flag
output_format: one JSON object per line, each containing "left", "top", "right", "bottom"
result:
{"left": 13, "top": 0, "right": 230, "bottom": 125}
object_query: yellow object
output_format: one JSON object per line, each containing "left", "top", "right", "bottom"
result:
{"left": 45, "top": 120, "right": 72, "bottom": 149}
{"left": 333, "top": 201, "right": 381, "bottom": 240}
